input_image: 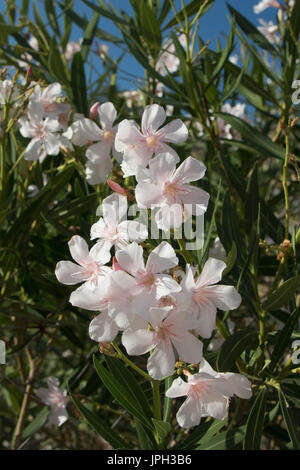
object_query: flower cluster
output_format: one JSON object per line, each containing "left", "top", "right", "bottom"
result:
{"left": 55, "top": 103, "right": 252, "bottom": 428}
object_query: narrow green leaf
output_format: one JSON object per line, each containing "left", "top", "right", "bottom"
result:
{"left": 178, "top": 419, "right": 226, "bottom": 450}
{"left": 262, "top": 277, "right": 300, "bottom": 311}
{"left": 152, "top": 418, "right": 171, "bottom": 441}
{"left": 245, "top": 164, "right": 259, "bottom": 233}
{"left": 71, "top": 51, "right": 88, "bottom": 115}
{"left": 139, "top": 1, "right": 161, "bottom": 54}
{"left": 22, "top": 407, "right": 49, "bottom": 439}
{"left": 215, "top": 112, "right": 285, "bottom": 161}
{"left": 217, "top": 328, "right": 258, "bottom": 372}
{"left": 163, "top": 0, "right": 214, "bottom": 30}
{"left": 223, "top": 242, "right": 237, "bottom": 276}
{"left": 278, "top": 389, "right": 300, "bottom": 450}
{"left": 243, "top": 388, "right": 266, "bottom": 449}
{"left": 93, "top": 355, "right": 154, "bottom": 431}
{"left": 80, "top": 12, "right": 100, "bottom": 61}
{"left": 105, "top": 356, "right": 153, "bottom": 420}
{"left": 269, "top": 307, "right": 300, "bottom": 371}
{"left": 227, "top": 3, "right": 279, "bottom": 55}
{"left": 196, "top": 426, "right": 245, "bottom": 450}
{"left": 67, "top": 385, "right": 129, "bottom": 449}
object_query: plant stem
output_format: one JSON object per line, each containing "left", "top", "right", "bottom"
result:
{"left": 112, "top": 342, "right": 152, "bottom": 381}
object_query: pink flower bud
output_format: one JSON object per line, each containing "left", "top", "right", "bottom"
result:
{"left": 89, "top": 101, "right": 99, "bottom": 119}
{"left": 107, "top": 179, "right": 127, "bottom": 196}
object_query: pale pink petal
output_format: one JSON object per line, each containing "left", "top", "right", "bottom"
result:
{"left": 135, "top": 181, "right": 164, "bottom": 208}
{"left": 176, "top": 395, "right": 202, "bottom": 428}
{"left": 206, "top": 285, "right": 242, "bottom": 311}
{"left": 98, "top": 101, "right": 117, "bottom": 130}
{"left": 221, "top": 373, "right": 252, "bottom": 399}
{"left": 69, "top": 283, "right": 109, "bottom": 311}
{"left": 195, "top": 300, "right": 217, "bottom": 338}
{"left": 118, "top": 220, "right": 148, "bottom": 243}
{"left": 196, "top": 257, "right": 226, "bottom": 287}
{"left": 77, "top": 118, "right": 103, "bottom": 141}
{"left": 122, "top": 328, "right": 157, "bottom": 355}
{"left": 165, "top": 377, "right": 190, "bottom": 398}
{"left": 202, "top": 395, "right": 228, "bottom": 421}
{"left": 89, "top": 312, "right": 119, "bottom": 342}
{"left": 44, "top": 133, "right": 60, "bottom": 155}
{"left": 115, "top": 120, "right": 143, "bottom": 151}
{"left": 146, "top": 241, "right": 178, "bottom": 273}
{"left": 171, "top": 332, "right": 203, "bottom": 364}
{"left": 24, "top": 137, "right": 42, "bottom": 161}
{"left": 89, "top": 242, "right": 111, "bottom": 265}
{"left": 173, "top": 156, "right": 206, "bottom": 184}
{"left": 55, "top": 260, "right": 86, "bottom": 285}
{"left": 116, "top": 242, "right": 145, "bottom": 276}
{"left": 68, "top": 235, "right": 89, "bottom": 265}
{"left": 85, "top": 155, "right": 113, "bottom": 184}
{"left": 141, "top": 104, "right": 166, "bottom": 134}
{"left": 147, "top": 339, "right": 175, "bottom": 379}
{"left": 102, "top": 194, "right": 128, "bottom": 224}
{"left": 148, "top": 152, "right": 177, "bottom": 184}
{"left": 48, "top": 406, "right": 68, "bottom": 427}
{"left": 158, "top": 119, "right": 188, "bottom": 143}
{"left": 155, "top": 274, "right": 181, "bottom": 298}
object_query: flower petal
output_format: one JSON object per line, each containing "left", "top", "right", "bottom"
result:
{"left": 141, "top": 104, "right": 166, "bottom": 134}
{"left": 89, "top": 312, "right": 119, "bottom": 342}
{"left": 147, "top": 339, "right": 175, "bottom": 379}
{"left": 146, "top": 241, "right": 178, "bottom": 273}
{"left": 68, "top": 235, "right": 89, "bottom": 265}
{"left": 176, "top": 395, "right": 202, "bottom": 428}
{"left": 55, "top": 260, "right": 85, "bottom": 285}
{"left": 196, "top": 257, "right": 226, "bottom": 287}
{"left": 98, "top": 101, "right": 116, "bottom": 130}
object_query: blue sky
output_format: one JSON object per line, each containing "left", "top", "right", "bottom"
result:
{"left": 1, "top": 0, "right": 278, "bottom": 90}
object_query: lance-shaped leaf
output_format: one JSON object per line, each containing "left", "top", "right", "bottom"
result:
{"left": 67, "top": 385, "right": 129, "bottom": 449}
{"left": 278, "top": 389, "right": 300, "bottom": 450}
{"left": 243, "top": 388, "right": 266, "bottom": 450}
{"left": 269, "top": 307, "right": 300, "bottom": 372}
{"left": 215, "top": 112, "right": 285, "bottom": 161}
{"left": 71, "top": 51, "right": 88, "bottom": 115}
{"left": 217, "top": 327, "right": 258, "bottom": 372}
{"left": 262, "top": 277, "right": 300, "bottom": 311}
{"left": 93, "top": 355, "right": 154, "bottom": 431}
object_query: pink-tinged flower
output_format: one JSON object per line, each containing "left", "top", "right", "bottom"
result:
{"left": 35, "top": 377, "right": 69, "bottom": 427}
{"left": 257, "top": 19, "right": 280, "bottom": 44}
{"left": 65, "top": 40, "right": 81, "bottom": 61}
{"left": 70, "top": 269, "right": 139, "bottom": 330}
{"left": 156, "top": 34, "right": 187, "bottom": 76}
{"left": 55, "top": 235, "right": 111, "bottom": 290}
{"left": 122, "top": 307, "right": 203, "bottom": 380}
{"left": 29, "top": 82, "right": 70, "bottom": 119}
{"left": 0, "top": 79, "right": 18, "bottom": 104}
{"left": 254, "top": 0, "right": 280, "bottom": 14}
{"left": 18, "top": 102, "right": 61, "bottom": 161}
{"left": 115, "top": 104, "right": 188, "bottom": 177}
{"left": 218, "top": 102, "right": 247, "bottom": 140}
{"left": 90, "top": 194, "right": 148, "bottom": 250}
{"left": 166, "top": 359, "right": 252, "bottom": 428}
{"left": 135, "top": 153, "right": 209, "bottom": 230}
{"left": 63, "top": 113, "right": 87, "bottom": 147}
{"left": 182, "top": 259, "right": 241, "bottom": 338}
{"left": 77, "top": 101, "right": 122, "bottom": 184}
{"left": 116, "top": 241, "right": 180, "bottom": 305}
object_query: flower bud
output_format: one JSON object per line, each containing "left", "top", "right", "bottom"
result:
{"left": 89, "top": 101, "right": 99, "bottom": 119}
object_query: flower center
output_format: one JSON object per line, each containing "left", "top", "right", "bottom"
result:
{"left": 146, "top": 135, "right": 158, "bottom": 148}
{"left": 104, "top": 130, "right": 114, "bottom": 141}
